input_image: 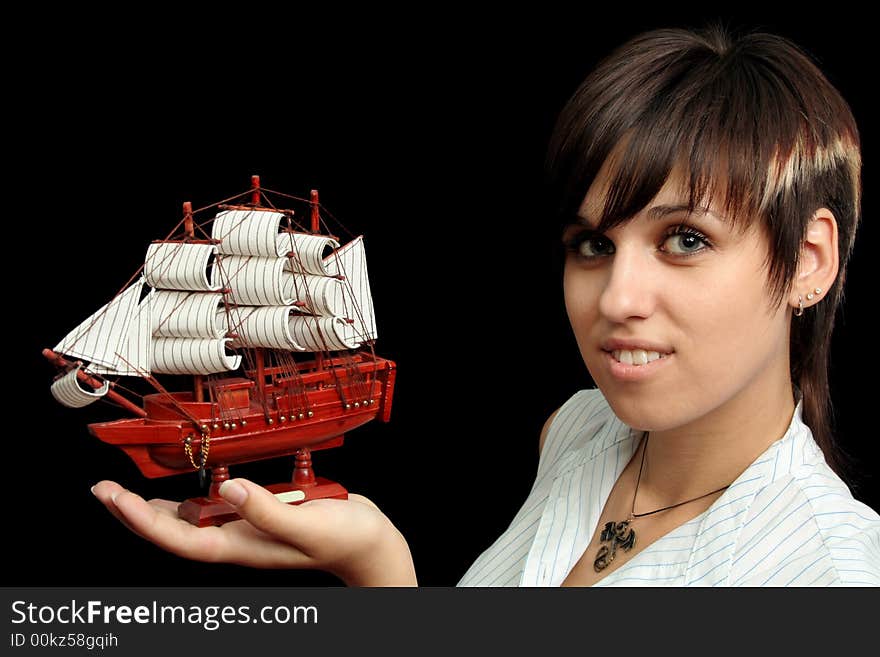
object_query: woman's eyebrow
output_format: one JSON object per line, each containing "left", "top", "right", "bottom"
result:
{"left": 647, "top": 204, "right": 727, "bottom": 222}
{"left": 574, "top": 204, "right": 726, "bottom": 227}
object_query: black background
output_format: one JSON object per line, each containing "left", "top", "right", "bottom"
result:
{"left": 10, "top": 10, "right": 877, "bottom": 587}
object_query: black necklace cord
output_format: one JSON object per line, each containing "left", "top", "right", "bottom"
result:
{"left": 630, "top": 433, "right": 732, "bottom": 520}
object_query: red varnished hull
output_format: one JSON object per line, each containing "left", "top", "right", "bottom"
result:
{"left": 88, "top": 355, "right": 396, "bottom": 478}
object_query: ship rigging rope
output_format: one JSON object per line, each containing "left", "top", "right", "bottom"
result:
{"left": 113, "top": 354, "right": 202, "bottom": 427}
{"left": 63, "top": 214, "right": 220, "bottom": 356}
{"left": 62, "top": 360, "right": 143, "bottom": 401}
{"left": 207, "top": 253, "right": 266, "bottom": 413}
{"left": 144, "top": 372, "right": 202, "bottom": 428}
{"left": 213, "top": 264, "right": 256, "bottom": 347}
{"left": 102, "top": 377, "right": 144, "bottom": 401}
{"left": 83, "top": 186, "right": 248, "bottom": 304}
{"left": 190, "top": 189, "right": 254, "bottom": 217}
{"left": 273, "top": 209, "right": 380, "bottom": 404}
{"left": 60, "top": 219, "right": 192, "bottom": 355}
{"left": 124, "top": 362, "right": 198, "bottom": 425}
{"left": 210, "top": 380, "right": 244, "bottom": 429}
{"left": 171, "top": 189, "right": 253, "bottom": 242}
{"left": 259, "top": 186, "right": 356, "bottom": 241}
{"left": 258, "top": 192, "right": 310, "bottom": 233}
{"left": 276, "top": 219, "right": 353, "bottom": 399}
{"left": 285, "top": 354, "right": 309, "bottom": 414}
{"left": 207, "top": 376, "right": 241, "bottom": 433}
{"left": 268, "top": 195, "right": 380, "bottom": 403}
{"left": 322, "top": 245, "right": 381, "bottom": 402}
{"left": 254, "top": 188, "right": 312, "bottom": 204}
{"left": 153, "top": 289, "right": 196, "bottom": 336}
{"left": 194, "top": 221, "right": 214, "bottom": 242}
{"left": 270, "top": 351, "right": 310, "bottom": 418}
{"left": 189, "top": 218, "right": 259, "bottom": 382}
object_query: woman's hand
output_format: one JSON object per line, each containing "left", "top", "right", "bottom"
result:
{"left": 91, "top": 479, "right": 417, "bottom": 586}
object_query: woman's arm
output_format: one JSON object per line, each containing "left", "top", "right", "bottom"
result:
{"left": 91, "top": 478, "right": 417, "bottom": 587}
{"left": 539, "top": 408, "right": 561, "bottom": 454}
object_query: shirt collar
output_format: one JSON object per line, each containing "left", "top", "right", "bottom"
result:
{"left": 559, "top": 384, "right": 814, "bottom": 486}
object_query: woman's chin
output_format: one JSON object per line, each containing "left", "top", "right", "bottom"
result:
{"left": 598, "top": 391, "right": 675, "bottom": 433}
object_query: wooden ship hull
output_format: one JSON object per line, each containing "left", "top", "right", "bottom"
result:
{"left": 89, "top": 354, "right": 396, "bottom": 478}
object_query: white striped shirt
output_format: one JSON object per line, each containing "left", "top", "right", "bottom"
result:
{"left": 457, "top": 388, "right": 880, "bottom": 586}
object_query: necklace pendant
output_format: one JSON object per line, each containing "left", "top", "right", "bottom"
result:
{"left": 594, "top": 520, "right": 637, "bottom": 572}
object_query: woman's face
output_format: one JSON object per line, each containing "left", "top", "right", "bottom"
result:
{"left": 563, "top": 164, "right": 792, "bottom": 432}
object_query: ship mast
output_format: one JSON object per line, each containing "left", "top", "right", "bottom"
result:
{"left": 183, "top": 200, "right": 205, "bottom": 403}
{"left": 250, "top": 175, "right": 268, "bottom": 396}
{"left": 311, "top": 189, "right": 324, "bottom": 375}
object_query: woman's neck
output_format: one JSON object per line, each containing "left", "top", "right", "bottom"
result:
{"left": 635, "top": 374, "right": 797, "bottom": 508}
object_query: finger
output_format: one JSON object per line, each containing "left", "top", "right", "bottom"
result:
{"left": 217, "top": 478, "right": 326, "bottom": 554}
{"left": 110, "top": 488, "right": 228, "bottom": 562}
{"left": 92, "top": 481, "right": 182, "bottom": 542}
{"left": 94, "top": 483, "right": 311, "bottom": 568}
{"left": 91, "top": 481, "right": 141, "bottom": 534}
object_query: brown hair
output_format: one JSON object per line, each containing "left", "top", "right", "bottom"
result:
{"left": 545, "top": 23, "right": 862, "bottom": 480}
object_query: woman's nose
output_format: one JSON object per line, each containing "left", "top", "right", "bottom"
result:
{"left": 597, "top": 244, "right": 657, "bottom": 322}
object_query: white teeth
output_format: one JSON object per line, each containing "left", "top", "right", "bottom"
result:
{"left": 611, "top": 349, "right": 667, "bottom": 366}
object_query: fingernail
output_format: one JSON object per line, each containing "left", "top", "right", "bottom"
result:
{"left": 111, "top": 491, "right": 120, "bottom": 504}
{"left": 219, "top": 480, "right": 248, "bottom": 506}
{"left": 90, "top": 485, "right": 97, "bottom": 496}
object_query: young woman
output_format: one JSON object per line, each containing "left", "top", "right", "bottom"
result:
{"left": 92, "top": 24, "right": 880, "bottom": 586}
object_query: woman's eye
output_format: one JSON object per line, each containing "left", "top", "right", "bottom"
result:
{"left": 564, "top": 232, "right": 613, "bottom": 259}
{"left": 662, "top": 228, "right": 712, "bottom": 256}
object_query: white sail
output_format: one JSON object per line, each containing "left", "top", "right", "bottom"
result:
{"left": 289, "top": 316, "right": 361, "bottom": 351}
{"left": 54, "top": 279, "right": 144, "bottom": 370}
{"left": 281, "top": 274, "right": 346, "bottom": 317}
{"left": 152, "top": 291, "right": 226, "bottom": 339}
{"left": 213, "top": 209, "right": 289, "bottom": 257}
{"left": 230, "top": 306, "right": 306, "bottom": 351}
{"left": 218, "top": 255, "right": 292, "bottom": 306}
{"left": 145, "top": 242, "right": 220, "bottom": 292}
{"left": 50, "top": 365, "right": 110, "bottom": 408}
{"left": 281, "top": 233, "right": 340, "bottom": 275}
{"left": 88, "top": 289, "right": 153, "bottom": 376}
{"left": 151, "top": 337, "right": 241, "bottom": 375}
{"left": 325, "top": 236, "right": 377, "bottom": 343}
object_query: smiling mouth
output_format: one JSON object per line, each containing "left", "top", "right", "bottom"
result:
{"left": 606, "top": 349, "right": 672, "bottom": 366}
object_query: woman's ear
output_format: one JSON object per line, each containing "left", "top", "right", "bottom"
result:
{"left": 791, "top": 208, "right": 839, "bottom": 311}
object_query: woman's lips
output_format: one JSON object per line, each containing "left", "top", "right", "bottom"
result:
{"left": 603, "top": 349, "right": 673, "bottom": 382}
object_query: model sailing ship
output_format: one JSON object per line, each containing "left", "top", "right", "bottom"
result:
{"left": 43, "top": 176, "right": 396, "bottom": 526}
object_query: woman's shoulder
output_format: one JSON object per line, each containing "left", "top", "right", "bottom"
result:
{"left": 730, "top": 460, "right": 880, "bottom": 586}
{"left": 536, "top": 388, "right": 627, "bottom": 474}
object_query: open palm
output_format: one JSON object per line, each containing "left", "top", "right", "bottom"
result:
{"left": 91, "top": 479, "right": 413, "bottom": 585}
